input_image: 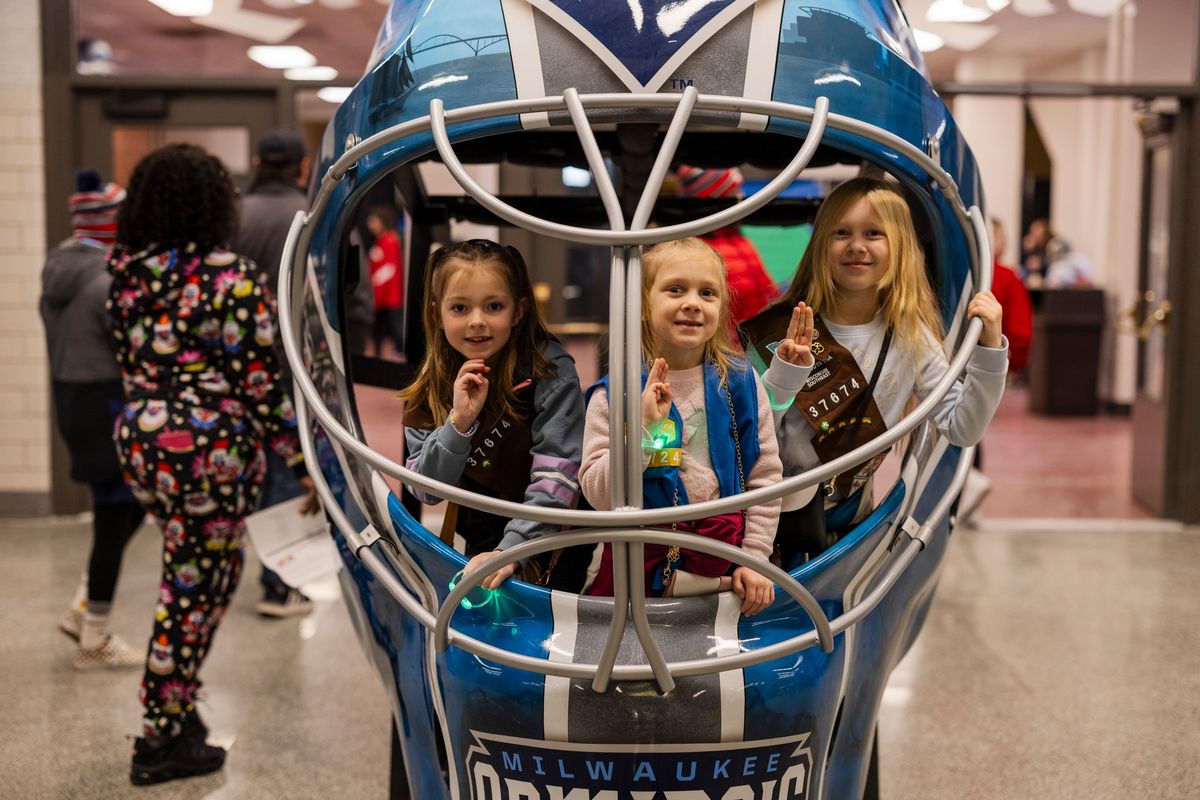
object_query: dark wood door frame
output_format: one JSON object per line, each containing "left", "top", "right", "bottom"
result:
{"left": 1162, "top": 96, "right": 1200, "bottom": 522}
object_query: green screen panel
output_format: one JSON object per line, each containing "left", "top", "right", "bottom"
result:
{"left": 742, "top": 224, "right": 812, "bottom": 290}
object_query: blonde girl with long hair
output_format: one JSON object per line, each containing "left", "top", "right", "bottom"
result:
{"left": 400, "top": 239, "right": 586, "bottom": 589}
{"left": 743, "top": 177, "right": 1007, "bottom": 565}
{"left": 580, "top": 237, "right": 810, "bottom": 616}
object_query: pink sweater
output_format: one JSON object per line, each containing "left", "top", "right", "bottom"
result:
{"left": 579, "top": 364, "right": 782, "bottom": 560}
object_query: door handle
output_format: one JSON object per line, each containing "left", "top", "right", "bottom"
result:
{"left": 1138, "top": 300, "right": 1171, "bottom": 339}
{"left": 1114, "top": 291, "right": 1151, "bottom": 336}
{"left": 1114, "top": 299, "right": 1140, "bottom": 335}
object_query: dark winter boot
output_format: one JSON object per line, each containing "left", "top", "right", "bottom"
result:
{"left": 130, "top": 732, "right": 225, "bottom": 786}
{"left": 180, "top": 709, "right": 209, "bottom": 743}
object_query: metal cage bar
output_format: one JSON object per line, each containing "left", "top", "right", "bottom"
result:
{"left": 278, "top": 89, "right": 991, "bottom": 686}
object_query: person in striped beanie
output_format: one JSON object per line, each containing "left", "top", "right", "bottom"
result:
{"left": 70, "top": 168, "right": 126, "bottom": 246}
{"left": 40, "top": 167, "right": 144, "bottom": 670}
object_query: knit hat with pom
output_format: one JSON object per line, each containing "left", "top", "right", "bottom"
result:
{"left": 675, "top": 165, "right": 744, "bottom": 199}
{"left": 69, "top": 168, "right": 125, "bottom": 245}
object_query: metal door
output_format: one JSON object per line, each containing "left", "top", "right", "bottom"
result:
{"left": 1130, "top": 114, "right": 1174, "bottom": 514}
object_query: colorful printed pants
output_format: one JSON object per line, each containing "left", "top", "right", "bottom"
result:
{"left": 116, "top": 398, "right": 266, "bottom": 736}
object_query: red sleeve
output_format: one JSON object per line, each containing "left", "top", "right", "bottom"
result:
{"left": 708, "top": 231, "right": 778, "bottom": 323}
{"left": 368, "top": 231, "right": 404, "bottom": 309}
{"left": 992, "top": 263, "right": 1033, "bottom": 372}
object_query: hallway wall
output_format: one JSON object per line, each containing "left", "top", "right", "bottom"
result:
{"left": 0, "top": 2, "right": 48, "bottom": 511}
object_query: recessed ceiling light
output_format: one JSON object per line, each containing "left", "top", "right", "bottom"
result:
{"left": 1068, "top": 0, "right": 1126, "bottom": 15}
{"left": 317, "top": 87, "right": 353, "bottom": 104}
{"left": 1012, "top": 0, "right": 1055, "bottom": 15}
{"left": 247, "top": 45, "right": 317, "bottom": 69}
{"left": 912, "top": 28, "right": 946, "bottom": 52}
{"left": 284, "top": 65, "right": 339, "bottom": 81}
{"left": 148, "top": 0, "right": 213, "bottom": 15}
{"left": 927, "top": 0, "right": 993, "bottom": 23}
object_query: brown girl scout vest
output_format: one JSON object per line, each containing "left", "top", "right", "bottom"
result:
{"left": 403, "top": 378, "right": 535, "bottom": 554}
{"left": 743, "top": 304, "right": 893, "bottom": 499}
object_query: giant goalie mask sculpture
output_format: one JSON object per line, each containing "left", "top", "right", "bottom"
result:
{"left": 278, "top": 2, "right": 992, "bottom": 798}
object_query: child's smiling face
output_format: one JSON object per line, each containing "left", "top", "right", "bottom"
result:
{"left": 437, "top": 260, "right": 523, "bottom": 362}
{"left": 827, "top": 195, "right": 891, "bottom": 298}
{"left": 646, "top": 253, "right": 724, "bottom": 369}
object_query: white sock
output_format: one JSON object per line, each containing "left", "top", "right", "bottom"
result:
{"left": 69, "top": 574, "right": 88, "bottom": 611}
{"left": 79, "top": 611, "right": 110, "bottom": 650}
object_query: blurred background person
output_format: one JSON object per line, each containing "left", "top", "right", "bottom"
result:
{"left": 108, "top": 143, "right": 315, "bottom": 785}
{"left": 1020, "top": 217, "right": 1051, "bottom": 286}
{"left": 364, "top": 205, "right": 404, "bottom": 357}
{"left": 990, "top": 217, "right": 1033, "bottom": 378}
{"left": 1021, "top": 218, "right": 1095, "bottom": 289}
{"left": 232, "top": 128, "right": 317, "bottom": 618}
{"left": 39, "top": 169, "right": 144, "bottom": 669}
{"left": 675, "top": 165, "right": 778, "bottom": 324}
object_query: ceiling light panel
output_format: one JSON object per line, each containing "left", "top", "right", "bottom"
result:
{"left": 248, "top": 45, "right": 317, "bottom": 69}
{"left": 912, "top": 28, "right": 946, "bottom": 52}
{"left": 317, "top": 87, "right": 353, "bottom": 103}
{"left": 927, "top": 0, "right": 994, "bottom": 23}
{"left": 147, "top": 0, "right": 214, "bottom": 15}
{"left": 284, "top": 66, "right": 339, "bottom": 81}
{"left": 193, "top": 0, "right": 306, "bottom": 44}
{"left": 1068, "top": 0, "right": 1126, "bottom": 15}
{"left": 1012, "top": 0, "right": 1056, "bottom": 16}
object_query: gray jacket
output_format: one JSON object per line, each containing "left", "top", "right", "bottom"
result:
{"left": 232, "top": 178, "right": 307, "bottom": 293}
{"left": 232, "top": 179, "right": 308, "bottom": 384}
{"left": 39, "top": 238, "right": 118, "bottom": 383}
{"left": 404, "top": 340, "right": 585, "bottom": 550}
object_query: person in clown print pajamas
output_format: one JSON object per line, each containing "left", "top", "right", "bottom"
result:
{"left": 107, "top": 143, "right": 318, "bottom": 786}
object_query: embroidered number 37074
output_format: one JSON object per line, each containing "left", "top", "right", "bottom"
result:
{"left": 807, "top": 378, "right": 862, "bottom": 418}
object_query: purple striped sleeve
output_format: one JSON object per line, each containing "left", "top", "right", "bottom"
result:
{"left": 531, "top": 453, "right": 580, "bottom": 478}
{"left": 527, "top": 478, "right": 577, "bottom": 505}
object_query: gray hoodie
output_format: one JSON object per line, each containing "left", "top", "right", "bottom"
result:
{"left": 39, "top": 238, "right": 119, "bottom": 383}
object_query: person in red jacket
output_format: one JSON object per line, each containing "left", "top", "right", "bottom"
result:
{"left": 959, "top": 217, "right": 1033, "bottom": 522}
{"left": 366, "top": 206, "right": 404, "bottom": 356}
{"left": 991, "top": 218, "right": 1033, "bottom": 376}
{"left": 675, "top": 166, "right": 779, "bottom": 324}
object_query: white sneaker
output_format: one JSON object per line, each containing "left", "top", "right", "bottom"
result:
{"left": 957, "top": 468, "right": 992, "bottom": 525}
{"left": 74, "top": 635, "right": 144, "bottom": 670}
{"left": 255, "top": 588, "right": 315, "bottom": 618}
{"left": 58, "top": 604, "right": 85, "bottom": 642}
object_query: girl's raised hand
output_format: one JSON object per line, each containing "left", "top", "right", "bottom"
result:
{"left": 967, "top": 291, "right": 1003, "bottom": 349}
{"left": 774, "top": 302, "right": 816, "bottom": 367}
{"left": 452, "top": 359, "right": 490, "bottom": 433}
{"left": 641, "top": 357, "right": 672, "bottom": 424}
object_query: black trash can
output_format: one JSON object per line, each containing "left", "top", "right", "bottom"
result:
{"left": 1028, "top": 288, "right": 1105, "bottom": 415}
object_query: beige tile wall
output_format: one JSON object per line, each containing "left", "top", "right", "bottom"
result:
{"left": 0, "top": 1, "right": 48, "bottom": 501}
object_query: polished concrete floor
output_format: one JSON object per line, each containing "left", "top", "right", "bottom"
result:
{"left": 2, "top": 512, "right": 1197, "bottom": 799}
{"left": 4, "top": 382, "right": 1197, "bottom": 798}
{"left": 0, "top": 515, "right": 390, "bottom": 799}
{"left": 974, "top": 386, "right": 1153, "bottom": 519}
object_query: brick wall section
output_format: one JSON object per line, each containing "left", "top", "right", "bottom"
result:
{"left": 0, "top": 2, "right": 49, "bottom": 499}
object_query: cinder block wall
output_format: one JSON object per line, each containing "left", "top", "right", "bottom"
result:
{"left": 0, "top": 2, "right": 49, "bottom": 514}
